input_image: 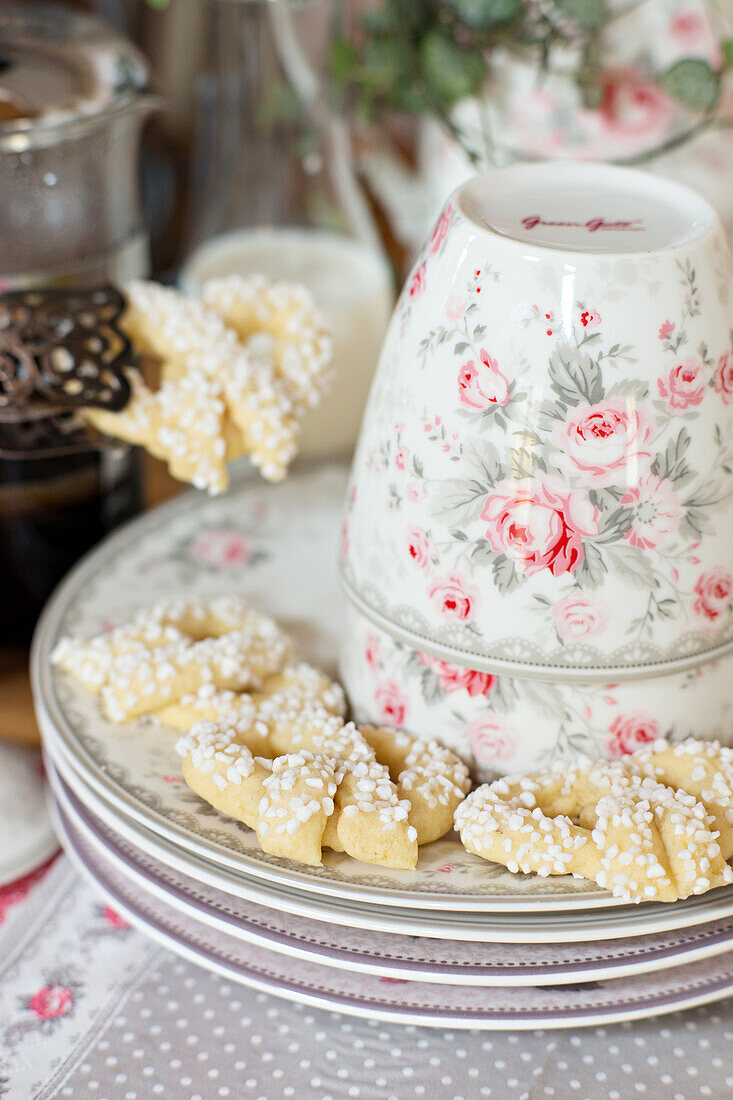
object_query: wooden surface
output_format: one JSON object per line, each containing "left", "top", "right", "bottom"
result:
{"left": 0, "top": 456, "right": 180, "bottom": 748}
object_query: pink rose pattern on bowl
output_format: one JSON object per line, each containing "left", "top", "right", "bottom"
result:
{"left": 414, "top": 0, "right": 733, "bottom": 293}
{"left": 478, "top": 0, "right": 727, "bottom": 167}
{"left": 341, "top": 177, "right": 733, "bottom": 677}
{"left": 340, "top": 602, "right": 733, "bottom": 778}
{"left": 423, "top": 1, "right": 729, "bottom": 176}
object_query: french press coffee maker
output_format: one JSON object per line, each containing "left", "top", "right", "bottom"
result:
{"left": 0, "top": 4, "right": 157, "bottom": 646}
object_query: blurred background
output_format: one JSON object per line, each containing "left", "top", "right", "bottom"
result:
{"left": 5, "top": 0, "right": 731, "bottom": 279}
{"left": 57, "top": 0, "right": 733, "bottom": 267}
{"left": 5, "top": 0, "right": 727, "bottom": 450}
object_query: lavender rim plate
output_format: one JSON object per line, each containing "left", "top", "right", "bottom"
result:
{"left": 50, "top": 791, "right": 733, "bottom": 1031}
{"left": 46, "top": 761, "right": 733, "bottom": 988}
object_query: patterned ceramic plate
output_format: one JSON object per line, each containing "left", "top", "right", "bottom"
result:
{"left": 45, "top": 733, "right": 733, "bottom": 945}
{"left": 26, "top": 464, "right": 718, "bottom": 913}
{"left": 48, "top": 761, "right": 733, "bottom": 988}
{"left": 51, "top": 793, "right": 733, "bottom": 1030}
{"left": 0, "top": 743, "right": 58, "bottom": 887}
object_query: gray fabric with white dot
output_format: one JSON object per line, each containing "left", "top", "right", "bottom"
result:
{"left": 4, "top": 859, "right": 732, "bottom": 1100}
{"left": 44, "top": 952, "right": 733, "bottom": 1099}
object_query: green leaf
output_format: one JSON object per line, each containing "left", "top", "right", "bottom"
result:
{"left": 362, "top": 39, "right": 405, "bottom": 91}
{"left": 725, "top": 40, "right": 733, "bottom": 72}
{"left": 419, "top": 30, "right": 485, "bottom": 107}
{"left": 446, "top": 0, "right": 523, "bottom": 30}
{"left": 362, "top": 7, "right": 400, "bottom": 35}
{"left": 681, "top": 507, "right": 712, "bottom": 539}
{"left": 659, "top": 59, "right": 720, "bottom": 113}
{"left": 548, "top": 344, "right": 604, "bottom": 407}
{"left": 511, "top": 446, "right": 537, "bottom": 480}
{"left": 656, "top": 598, "right": 678, "bottom": 620}
{"left": 420, "top": 668, "right": 444, "bottom": 705}
{"left": 329, "top": 38, "right": 358, "bottom": 88}
{"left": 461, "top": 438, "right": 505, "bottom": 485}
{"left": 606, "top": 546, "right": 655, "bottom": 590}
{"left": 574, "top": 542, "right": 607, "bottom": 589}
{"left": 492, "top": 554, "right": 522, "bottom": 593}
{"left": 651, "top": 428, "right": 692, "bottom": 483}
{"left": 554, "top": 0, "right": 607, "bottom": 30}
{"left": 431, "top": 478, "right": 489, "bottom": 523}
{"left": 471, "top": 538, "right": 495, "bottom": 564}
{"left": 594, "top": 505, "right": 633, "bottom": 544}
{"left": 605, "top": 379, "right": 649, "bottom": 401}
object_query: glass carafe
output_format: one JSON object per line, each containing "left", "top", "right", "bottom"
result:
{"left": 181, "top": 0, "right": 394, "bottom": 461}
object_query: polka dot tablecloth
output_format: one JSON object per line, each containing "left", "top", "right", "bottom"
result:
{"left": 2, "top": 858, "right": 733, "bottom": 1100}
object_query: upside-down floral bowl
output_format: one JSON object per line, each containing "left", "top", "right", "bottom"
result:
{"left": 340, "top": 163, "right": 733, "bottom": 682}
{"left": 339, "top": 601, "right": 733, "bottom": 780}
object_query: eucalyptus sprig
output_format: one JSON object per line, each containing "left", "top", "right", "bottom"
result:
{"left": 330, "top": 0, "right": 733, "bottom": 162}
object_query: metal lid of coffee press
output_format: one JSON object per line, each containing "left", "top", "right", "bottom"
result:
{"left": 0, "top": 3, "right": 150, "bottom": 149}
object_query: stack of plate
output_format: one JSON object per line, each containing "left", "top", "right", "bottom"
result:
{"left": 32, "top": 466, "right": 733, "bottom": 1030}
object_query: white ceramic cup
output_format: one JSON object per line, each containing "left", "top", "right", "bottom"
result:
{"left": 341, "top": 163, "right": 733, "bottom": 681}
{"left": 340, "top": 600, "right": 733, "bottom": 780}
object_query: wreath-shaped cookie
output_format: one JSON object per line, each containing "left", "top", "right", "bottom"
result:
{"left": 455, "top": 740, "right": 733, "bottom": 903}
{"left": 53, "top": 597, "right": 470, "bottom": 870}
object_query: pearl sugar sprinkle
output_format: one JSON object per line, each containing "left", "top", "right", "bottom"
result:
{"left": 83, "top": 277, "right": 333, "bottom": 494}
{"left": 54, "top": 596, "right": 470, "bottom": 871}
{"left": 455, "top": 737, "right": 733, "bottom": 904}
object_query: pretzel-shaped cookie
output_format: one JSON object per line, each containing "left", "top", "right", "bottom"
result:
{"left": 455, "top": 742, "right": 733, "bottom": 904}
{"left": 157, "top": 663, "right": 347, "bottom": 758}
{"left": 84, "top": 279, "right": 332, "bottom": 491}
{"left": 630, "top": 738, "right": 733, "bottom": 859}
{"left": 172, "top": 659, "right": 469, "bottom": 868}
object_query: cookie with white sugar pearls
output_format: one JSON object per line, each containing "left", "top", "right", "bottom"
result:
{"left": 455, "top": 740, "right": 733, "bottom": 905}
{"left": 235, "top": 670, "right": 468, "bottom": 864}
{"left": 175, "top": 718, "right": 274, "bottom": 842}
{"left": 361, "top": 725, "right": 472, "bottom": 848}
{"left": 157, "top": 686, "right": 269, "bottom": 756}
{"left": 176, "top": 701, "right": 470, "bottom": 870}
{"left": 52, "top": 596, "right": 296, "bottom": 722}
{"left": 175, "top": 662, "right": 469, "bottom": 869}
{"left": 250, "top": 662, "right": 348, "bottom": 749}
{"left": 54, "top": 595, "right": 470, "bottom": 870}
{"left": 202, "top": 274, "right": 333, "bottom": 413}
{"left": 158, "top": 663, "right": 346, "bottom": 759}
{"left": 84, "top": 279, "right": 332, "bottom": 492}
{"left": 248, "top": 681, "right": 470, "bottom": 867}
{"left": 628, "top": 737, "right": 733, "bottom": 860}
